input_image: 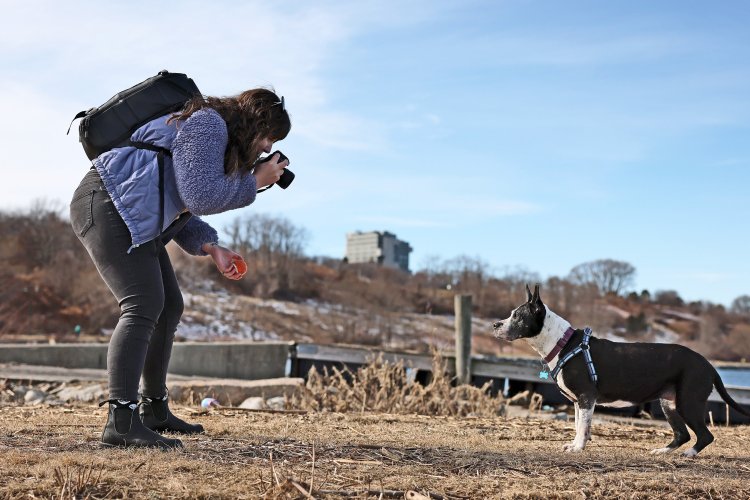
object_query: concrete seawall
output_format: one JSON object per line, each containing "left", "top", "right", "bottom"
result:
{"left": 2, "top": 341, "right": 748, "bottom": 415}
{"left": 0, "top": 342, "right": 292, "bottom": 380}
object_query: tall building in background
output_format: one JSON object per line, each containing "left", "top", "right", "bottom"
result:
{"left": 345, "top": 231, "right": 413, "bottom": 272}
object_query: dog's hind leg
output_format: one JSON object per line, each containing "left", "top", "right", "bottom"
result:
{"left": 651, "top": 398, "right": 690, "bottom": 454}
{"left": 563, "top": 402, "right": 594, "bottom": 453}
{"left": 676, "top": 379, "right": 714, "bottom": 457}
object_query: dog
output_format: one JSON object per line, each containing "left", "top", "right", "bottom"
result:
{"left": 492, "top": 284, "right": 750, "bottom": 457}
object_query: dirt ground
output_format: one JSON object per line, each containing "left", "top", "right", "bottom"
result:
{"left": 1, "top": 405, "right": 749, "bottom": 499}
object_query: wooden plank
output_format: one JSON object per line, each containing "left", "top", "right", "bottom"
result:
{"left": 709, "top": 387, "right": 750, "bottom": 406}
{"left": 295, "top": 344, "right": 438, "bottom": 370}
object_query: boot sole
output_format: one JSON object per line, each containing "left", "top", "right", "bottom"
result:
{"left": 100, "top": 441, "right": 183, "bottom": 450}
{"left": 148, "top": 427, "right": 205, "bottom": 435}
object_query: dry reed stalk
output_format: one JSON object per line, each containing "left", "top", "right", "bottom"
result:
{"left": 726, "top": 403, "right": 730, "bottom": 427}
{"left": 52, "top": 462, "right": 104, "bottom": 499}
{"left": 289, "top": 350, "right": 505, "bottom": 417}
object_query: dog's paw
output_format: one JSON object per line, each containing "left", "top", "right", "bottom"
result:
{"left": 650, "top": 447, "right": 675, "bottom": 455}
{"left": 682, "top": 448, "right": 698, "bottom": 458}
{"left": 562, "top": 443, "right": 584, "bottom": 453}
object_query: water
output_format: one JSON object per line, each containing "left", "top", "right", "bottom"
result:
{"left": 717, "top": 368, "right": 750, "bottom": 388}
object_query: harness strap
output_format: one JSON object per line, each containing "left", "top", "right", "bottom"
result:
{"left": 548, "top": 327, "right": 597, "bottom": 384}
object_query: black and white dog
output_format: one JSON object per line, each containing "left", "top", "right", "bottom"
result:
{"left": 492, "top": 284, "right": 750, "bottom": 457}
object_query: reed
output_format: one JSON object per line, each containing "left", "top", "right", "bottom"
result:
{"left": 289, "top": 350, "right": 505, "bottom": 417}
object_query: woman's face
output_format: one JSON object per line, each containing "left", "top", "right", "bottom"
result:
{"left": 258, "top": 136, "right": 274, "bottom": 155}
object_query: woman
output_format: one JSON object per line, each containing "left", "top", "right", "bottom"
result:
{"left": 69, "top": 88, "right": 291, "bottom": 449}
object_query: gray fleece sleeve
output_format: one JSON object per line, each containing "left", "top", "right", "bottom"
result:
{"left": 171, "top": 108, "right": 257, "bottom": 215}
{"left": 173, "top": 216, "right": 219, "bottom": 256}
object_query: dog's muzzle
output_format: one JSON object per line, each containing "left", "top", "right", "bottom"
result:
{"left": 493, "top": 321, "right": 521, "bottom": 341}
{"left": 492, "top": 321, "right": 508, "bottom": 340}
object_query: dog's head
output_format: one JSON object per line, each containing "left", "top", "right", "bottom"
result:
{"left": 492, "top": 283, "right": 547, "bottom": 341}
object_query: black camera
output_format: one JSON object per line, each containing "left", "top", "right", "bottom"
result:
{"left": 254, "top": 150, "right": 295, "bottom": 190}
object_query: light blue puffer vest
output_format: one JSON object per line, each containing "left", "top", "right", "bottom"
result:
{"left": 94, "top": 115, "right": 186, "bottom": 252}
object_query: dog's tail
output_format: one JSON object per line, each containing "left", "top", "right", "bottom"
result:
{"left": 712, "top": 367, "right": 750, "bottom": 417}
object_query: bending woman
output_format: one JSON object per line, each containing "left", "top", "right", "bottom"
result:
{"left": 69, "top": 88, "right": 291, "bottom": 448}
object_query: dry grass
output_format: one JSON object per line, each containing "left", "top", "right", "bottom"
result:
{"left": 289, "top": 353, "right": 505, "bottom": 417}
{"left": 1, "top": 404, "right": 749, "bottom": 499}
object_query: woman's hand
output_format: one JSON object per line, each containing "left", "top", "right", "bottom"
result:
{"left": 253, "top": 152, "right": 289, "bottom": 188}
{"left": 202, "top": 242, "right": 246, "bottom": 280}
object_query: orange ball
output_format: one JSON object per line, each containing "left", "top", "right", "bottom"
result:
{"left": 232, "top": 257, "right": 248, "bottom": 275}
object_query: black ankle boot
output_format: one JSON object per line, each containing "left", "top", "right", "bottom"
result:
{"left": 100, "top": 400, "right": 183, "bottom": 449}
{"left": 140, "top": 395, "right": 205, "bottom": 434}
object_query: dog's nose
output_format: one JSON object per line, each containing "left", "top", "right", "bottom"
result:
{"left": 492, "top": 321, "right": 502, "bottom": 329}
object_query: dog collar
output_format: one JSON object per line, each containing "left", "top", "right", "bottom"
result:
{"left": 543, "top": 327, "right": 575, "bottom": 364}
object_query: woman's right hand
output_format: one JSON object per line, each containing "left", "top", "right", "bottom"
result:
{"left": 253, "top": 153, "right": 289, "bottom": 188}
{"left": 202, "top": 242, "right": 247, "bottom": 280}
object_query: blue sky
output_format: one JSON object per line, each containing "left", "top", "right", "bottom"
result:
{"left": 1, "top": 0, "right": 748, "bottom": 306}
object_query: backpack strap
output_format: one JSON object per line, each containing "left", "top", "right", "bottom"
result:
{"left": 129, "top": 141, "right": 172, "bottom": 157}
{"left": 157, "top": 152, "right": 166, "bottom": 234}
{"left": 129, "top": 141, "right": 175, "bottom": 236}
{"left": 67, "top": 110, "right": 90, "bottom": 135}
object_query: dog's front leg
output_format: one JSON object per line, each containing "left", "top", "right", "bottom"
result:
{"left": 563, "top": 403, "right": 594, "bottom": 453}
{"left": 563, "top": 402, "right": 580, "bottom": 451}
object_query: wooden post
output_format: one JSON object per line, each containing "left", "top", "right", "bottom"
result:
{"left": 455, "top": 294, "right": 472, "bottom": 385}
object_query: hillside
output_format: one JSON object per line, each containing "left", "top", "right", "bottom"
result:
{"left": 1, "top": 207, "right": 749, "bottom": 362}
{"left": 2, "top": 252, "right": 747, "bottom": 363}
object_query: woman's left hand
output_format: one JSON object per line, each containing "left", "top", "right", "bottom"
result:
{"left": 202, "top": 243, "right": 246, "bottom": 280}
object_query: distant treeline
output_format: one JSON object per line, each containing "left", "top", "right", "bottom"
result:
{"left": 1, "top": 202, "right": 749, "bottom": 360}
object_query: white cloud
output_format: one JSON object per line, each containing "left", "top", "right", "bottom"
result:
{"left": 0, "top": 0, "right": 414, "bottom": 209}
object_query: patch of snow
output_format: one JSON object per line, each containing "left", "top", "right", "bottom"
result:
{"left": 605, "top": 305, "right": 631, "bottom": 319}
{"left": 600, "top": 331, "right": 629, "bottom": 342}
{"left": 662, "top": 309, "right": 701, "bottom": 322}
{"left": 651, "top": 324, "right": 679, "bottom": 343}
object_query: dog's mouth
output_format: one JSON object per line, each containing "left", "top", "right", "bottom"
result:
{"left": 493, "top": 327, "right": 516, "bottom": 341}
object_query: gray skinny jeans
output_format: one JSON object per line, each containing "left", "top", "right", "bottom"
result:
{"left": 69, "top": 168, "right": 183, "bottom": 401}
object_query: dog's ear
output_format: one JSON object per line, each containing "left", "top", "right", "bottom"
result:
{"left": 532, "top": 283, "right": 542, "bottom": 305}
{"left": 526, "top": 284, "right": 533, "bottom": 303}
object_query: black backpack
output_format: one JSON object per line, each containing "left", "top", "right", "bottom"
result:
{"left": 68, "top": 71, "right": 200, "bottom": 239}
{"left": 68, "top": 70, "right": 201, "bottom": 160}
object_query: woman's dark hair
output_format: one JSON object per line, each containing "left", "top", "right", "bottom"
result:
{"left": 170, "top": 88, "right": 291, "bottom": 176}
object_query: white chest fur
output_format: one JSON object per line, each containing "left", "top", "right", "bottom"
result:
{"left": 523, "top": 308, "right": 572, "bottom": 368}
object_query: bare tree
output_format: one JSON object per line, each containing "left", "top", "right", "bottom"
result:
{"left": 730, "top": 295, "right": 750, "bottom": 317}
{"left": 654, "top": 290, "right": 684, "bottom": 307}
{"left": 727, "top": 324, "right": 750, "bottom": 360}
{"left": 499, "top": 265, "right": 542, "bottom": 302}
{"left": 568, "top": 259, "right": 636, "bottom": 296}
{"left": 224, "top": 213, "right": 309, "bottom": 296}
